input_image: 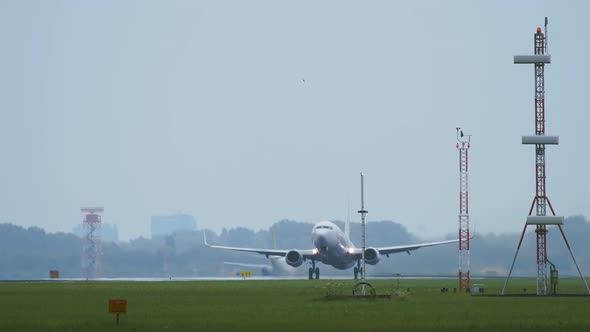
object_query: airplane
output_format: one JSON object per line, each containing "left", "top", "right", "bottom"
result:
{"left": 223, "top": 256, "right": 300, "bottom": 277}
{"left": 204, "top": 219, "right": 459, "bottom": 279}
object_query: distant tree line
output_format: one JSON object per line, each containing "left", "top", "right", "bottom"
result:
{"left": 1, "top": 216, "right": 590, "bottom": 279}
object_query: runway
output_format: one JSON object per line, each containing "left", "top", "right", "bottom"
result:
{"left": 1, "top": 275, "right": 471, "bottom": 282}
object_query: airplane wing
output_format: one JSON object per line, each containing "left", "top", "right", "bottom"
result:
{"left": 349, "top": 238, "right": 459, "bottom": 258}
{"left": 375, "top": 238, "right": 459, "bottom": 256}
{"left": 204, "top": 233, "right": 317, "bottom": 259}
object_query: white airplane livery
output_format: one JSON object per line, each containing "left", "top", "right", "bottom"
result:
{"left": 205, "top": 219, "right": 458, "bottom": 279}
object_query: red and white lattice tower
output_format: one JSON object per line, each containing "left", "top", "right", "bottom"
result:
{"left": 456, "top": 128, "right": 471, "bottom": 292}
{"left": 81, "top": 207, "right": 103, "bottom": 279}
{"left": 502, "top": 19, "right": 589, "bottom": 295}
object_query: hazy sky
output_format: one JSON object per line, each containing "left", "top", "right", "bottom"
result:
{"left": 1, "top": 1, "right": 589, "bottom": 241}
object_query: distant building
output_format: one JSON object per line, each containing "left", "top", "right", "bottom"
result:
{"left": 151, "top": 213, "right": 197, "bottom": 238}
{"left": 72, "top": 223, "right": 119, "bottom": 242}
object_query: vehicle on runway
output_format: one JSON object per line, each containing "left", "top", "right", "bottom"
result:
{"left": 205, "top": 220, "right": 458, "bottom": 279}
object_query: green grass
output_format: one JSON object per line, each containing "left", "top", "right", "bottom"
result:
{"left": 1, "top": 278, "right": 589, "bottom": 332}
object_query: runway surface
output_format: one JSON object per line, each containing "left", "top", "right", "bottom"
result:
{"left": 1, "top": 275, "right": 472, "bottom": 282}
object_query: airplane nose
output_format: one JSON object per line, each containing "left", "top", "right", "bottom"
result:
{"left": 314, "top": 235, "right": 329, "bottom": 252}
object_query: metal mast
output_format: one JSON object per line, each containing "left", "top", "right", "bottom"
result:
{"left": 502, "top": 18, "right": 590, "bottom": 295}
{"left": 358, "top": 173, "right": 368, "bottom": 296}
{"left": 456, "top": 128, "right": 471, "bottom": 292}
{"left": 81, "top": 207, "right": 103, "bottom": 279}
{"left": 533, "top": 23, "right": 549, "bottom": 295}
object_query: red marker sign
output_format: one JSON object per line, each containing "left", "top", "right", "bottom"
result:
{"left": 109, "top": 299, "right": 127, "bottom": 325}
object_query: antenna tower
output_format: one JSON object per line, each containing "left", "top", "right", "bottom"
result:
{"left": 502, "top": 18, "right": 589, "bottom": 295}
{"left": 358, "top": 173, "right": 368, "bottom": 296}
{"left": 456, "top": 128, "right": 471, "bottom": 292}
{"left": 81, "top": 207, "right": 103, "bottom": 279}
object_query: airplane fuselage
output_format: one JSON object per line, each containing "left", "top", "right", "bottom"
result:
{"left": 311, "top": 221, "right": 356, "bottom": 270}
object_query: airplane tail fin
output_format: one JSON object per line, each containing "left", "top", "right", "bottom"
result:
{"left": 345, "top": 194, "right": 351, "bottom": 239}
{"left": 271, "top": 227, "right": 276, "bottom": 249}
{"left": 203, "top": 231, "right": 210, "bottom": 246}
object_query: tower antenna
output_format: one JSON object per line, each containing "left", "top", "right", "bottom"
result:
{"left": 544, "top": 17, "right": 549, "bottom": 53}
{"left": 503, "top": 18, "right": 589, "bottom": 295}
{"left": 81, "top": 207, "right": 103, "bottom": 279}
{"left": 456, "top": 127, "right": 471, "bottom": 292}
{"left": 357, "top": 173, "right": 368, "bottom": 295}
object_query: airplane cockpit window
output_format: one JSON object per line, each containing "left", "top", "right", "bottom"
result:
{"left": 316, "top": 225, "right": 333, "bottom": 230}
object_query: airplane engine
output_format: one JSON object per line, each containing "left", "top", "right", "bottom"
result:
{"left": 364, "top": 247, "right": 381, "bottom": 265}
{"left": 285, "top": 250, "right": 304, "bottom": 267}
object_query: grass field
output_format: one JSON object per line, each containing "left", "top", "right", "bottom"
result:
{"left": 1, "top": 278, "right": 590, "bottom": 332}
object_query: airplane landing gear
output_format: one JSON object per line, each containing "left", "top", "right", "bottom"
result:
{"left": 354, "top": 260, "right": 363, "bottom": 279}
{"left": 308, "top": 260, "right": 320, "bottom": 279}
